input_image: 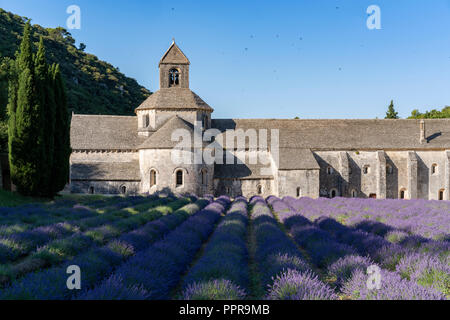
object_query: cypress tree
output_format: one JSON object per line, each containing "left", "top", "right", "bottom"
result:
{"left": 51, "top": 64, "right": 71, "bottom": 193}
{"left": 385, "top": 100, "right": 399, "bottom": 119}
{"left": 7, "top": 56, "right": 19, "bottom": 157}
{"left": 8, "top": 23, "right": 70, "bottom": 197}
{"left": 35, "top": 37, "right": 55, "bottom": 196}
{"left": 8, "top": 21, "right": 45, "bottom": 196}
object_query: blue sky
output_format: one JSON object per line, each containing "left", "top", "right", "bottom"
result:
{"left": 1, "top": 0, "right": 450, "bottom": 119}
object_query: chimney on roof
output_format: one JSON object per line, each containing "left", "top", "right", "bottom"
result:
{"left": 420, "top": 120, "right": 426, "bottom": 144}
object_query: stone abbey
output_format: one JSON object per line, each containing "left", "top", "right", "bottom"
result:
{"left": 69, "top": 41, "right": 450, "bottom": 200}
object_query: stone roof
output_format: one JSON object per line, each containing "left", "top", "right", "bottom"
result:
{"left": 71, "top": 115, "right": 145, "bottom": 150}
{"left": 71, "top": 116, "right": 450, "bottom": 153}
{"left": 211, "top": 119, "right": 450, "bottom": 150}
{"left": 71, "top": 161, "right": 140, "bottom": 181}
{"left": 138, "top": 116, "right": 208, "bottom": 150}
{"left": 159, "top": 41, "right": 190, "bottom": 66}
{"left": 214, "top": 163, "right": 273, "bottom": 180}
{"left": 213, "top": 150, "right": 273, "bottom": 179}
{"left": 278, "top": 148, "right": 320, "bottom": 170}
{"left": 135, "top": 88, "right": 213, "bottom": 112}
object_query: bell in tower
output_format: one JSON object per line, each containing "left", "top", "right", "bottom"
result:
{"left": 159, "top": 39, "right": 190, "bottom": 89}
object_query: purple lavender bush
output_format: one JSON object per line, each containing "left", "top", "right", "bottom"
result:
{"left": 182, "top": 279, "right": 247, "bottom": 300}
{"left": 396, "top": 252, "right": 449, "bottom": 296}
{"left": 79, "top": 199, "right": 228, "bottom": 300}
{"left": 342, "top": 269, "right": 446, "bottom": 300}
{"left": 77, "top": 275, "right": 149, "bottom": 300}
{"left": 181, "top": 198, "right": 249, "bottom": 297}
{"left": 327, "top": 255, "right": 374, "bottom": 289}
{"left": 267, "top": 269, "right": 338, "bottom": 300}
{"left": 0, "top": 199, "right": 209, "bottom": 299}
{"left": 250, "top": 197, "right": 313, "bottom": 291}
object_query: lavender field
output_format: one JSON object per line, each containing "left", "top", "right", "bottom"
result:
{"left": 0, "top": 194, "right": 448, "bottom": 300}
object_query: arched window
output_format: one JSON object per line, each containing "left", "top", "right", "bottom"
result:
{"left": 400, "top": 189, "right": 406, "bottom": 199}
{"left": 257, "top": 185, "right": 263, "bottom": 195}
{"left": 150, "top": 170, "right": 157, "bottom": 188}
{"left": 120, "top": 185, "right": 127, "bottom": 194}
{"left": 386, "top": 164, "right": 393, "bottom": 175}
{"left": 431, "top": 164, "right": 438, "bottom": 175}
{"left": 202, "top": 115, "right": 208, "bottom": 129}
{"left": 439, "top": 189, "right": 445, "bottom": 201}
{"left": 363, "top": 165, "right": 370, "bottom": 174}
{"left": 169, "top": 69, "right": 180, "bottom": 87}
{"left": 226, "top": 186, "right": 231, "bottom": 195}
{"left": 142, "top": 114, "right": 149, "bottom": 128}
{"left": 176, "top": 169, "right": 183, "bottom": 187}
{"left": 296, "top": 187, "right": 301, "bottom": 198}
{"left": 88, "top": 186, "right": 95, "bottom": 194}
{"left": 330, "top": 189, "right": 338, "bottom": 198}
{"left": 351, "top": 189, "right": 358, "bottom": 198}
{"left": 201, "top": 168, "right": 207, "bottom": 185}
{"left": 326, "top": 167, "right": 334, "bottom": 175}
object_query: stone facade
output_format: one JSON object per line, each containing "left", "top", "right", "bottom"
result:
{"left": 69, "top": 41, "right": 450, "bottom": 200}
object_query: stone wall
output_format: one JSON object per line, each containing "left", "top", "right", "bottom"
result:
{"left": 68, "top": 148, "right": 450, "bottom": 200}
{"left": 139, "top": 149, "right": 214, "bottom": 196}
{"left": 277, "top": 169, "right": 319, "bottom": 198}
{"left": 213, "top": 178, "right": 274, "bottom": 198}
{"left": 416, "top": 151, "right": 447, "bottom": 200}
{"left": 385, "top": 151, "right": 408, "bottom": 199}
{"left": 159, "top": 64, "right": 189, "bottom": 89}
{"left": 70, "top": 180, "right": 140, "bottom": 195}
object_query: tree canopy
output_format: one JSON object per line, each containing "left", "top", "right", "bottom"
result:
{"left": 408, "top": 106, "right": 450, "bottom": 119}
{"left": 8, "top": 22, "right": 70, "bottom": 197}
{"left": 385, "top": 100, "right": 399, "bottom": 119}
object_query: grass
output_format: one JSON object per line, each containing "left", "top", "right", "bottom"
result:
{"left": 0, "top": 189, "right": 50, "bottom": 207}
{"left": 0, "top": 189, "right": 114, "bottom": 208}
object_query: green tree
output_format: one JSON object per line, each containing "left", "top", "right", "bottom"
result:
{"left": 8, "top": 23, "right": 70, "bottom": 197}
{"left": 0, "top": 58, "right": 12, "bottom": 153}
{"left": 35, "top": 37, "right": 56, "bottom": 196}
{"left": 51, "top": 64, "right": 71, "bottom": 194}
{"left": 385, "top": 100, "right": 399, "bottom": 119}
{"left": 408, "top": 106, "right": 450, "bottom": 119}
{"left": 8, "top": 21, "right": 45, "bottom": 196}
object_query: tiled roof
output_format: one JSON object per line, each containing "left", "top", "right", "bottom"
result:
{"left": 159, "top": 41, "right": 190, "bottom": 66}
{"left": 71, "top": 115, "right": 145, "bottom": 150}
{"left": 135, "top": 88, "right": 213, "bottom": 112}
{"left": 211, "top": 119, "right": 450, "bottom": 150}
{"left": 138, "top": 116, "right": 207, "bottom": 149}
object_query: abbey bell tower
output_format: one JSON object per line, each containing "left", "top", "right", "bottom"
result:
{"left": 135, "top": 41, "right": 213, "bottom": 135}
{"left": 159, "top": 40, "right": 190, "bottom": 89}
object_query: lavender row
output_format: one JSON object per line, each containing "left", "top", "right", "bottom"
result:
{"left": 0, "top": 197, "right": 190, "bottom": 287}
{"left": 0, "top": 199, "right": 209, "bottom": 299}
{"left": 0, "top": 195, "right": 153, "bottom": 232}
{"left": 278, "top": 197, "right": 447, "bottom": 299}
{"left": 271, "top": 197, "right": 356, "bottom": 269}
{"left": 250, "top": 196, "right": 336, "bottom": 300}
{"left": 314, "top": 215, "right": 449, "bottom": 297}
{"left": 0, "top": 196, "right": 171, "bottom": 264}
{"left": 181, "top": 197, "right": 249, "bottom": 300}
{"left": 76, "top": 197, "right": 230, "bottom": 300}
{"left": 283, "top": 196, "right": 449, "bottom": 241}
{"left": 0, "top": 206, "right": 96, "bottom": 230}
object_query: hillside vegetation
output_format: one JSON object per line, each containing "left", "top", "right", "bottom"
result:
{"left": 408, "top": 106, "right": 450, "bottom": 119}
{"left": 0, "top": 8, "right": 151, "bottom": 117}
